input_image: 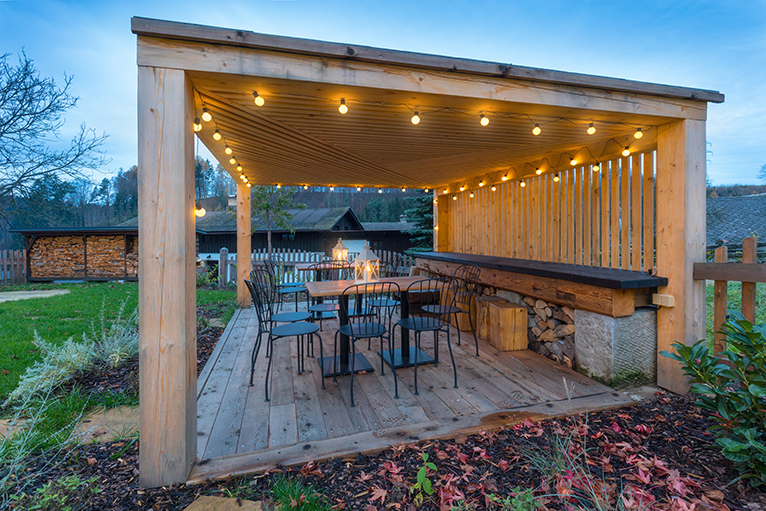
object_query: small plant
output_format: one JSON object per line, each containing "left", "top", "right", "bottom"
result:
{"left": 410, "top": 452, "right": 437, "bottom": 507}
{"left": 488, "top": 487, "right": 538, "bottom": 511}
{"left": 269, "top": 474, "right": 331, "bottom": 511}
{"left": 89, "top": 296, "right": 138, "bottom": 368}
{"left": 661, "top": 311, "right": 766, "bottom": 487}
{"left": 11, "top": 474, "right": 100, "bottom": 510}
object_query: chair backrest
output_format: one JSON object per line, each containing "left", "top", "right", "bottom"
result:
{"left": 453, "top": 264, "right": 481, "bottom": 306}
{"left": 244, "top": 280, "right": 270, "bottom": 330}
{"left": 406, "top": 277, "right": 458, "bottom": 318}
{"left": 263, "top": 257, "right": 283, "bottom": 283}
{"left": 381, "top": 252, "right": 405, "bottom": 278}
{"left": 339, "top": 282, "right": 400, "bottom": 334}
{"left": 250, "top": 266, "right": 278, "bottom": 315}
{"left": 307, "top": 261, "right": 349, "bottom": 282}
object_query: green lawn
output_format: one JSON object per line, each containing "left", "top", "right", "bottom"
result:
{"left": 705, "top": 281, "right": 765, "bottom": 345}
{"left": 0, "top": 282, "right": 235, "bottom": 401}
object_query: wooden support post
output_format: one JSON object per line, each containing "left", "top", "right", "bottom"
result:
{"left": 218, "top": 248, "right": 228, "bottom": 286}
{"left": 656, "top": 118, "right": 706, "bottom": 394}
{"left": 237, "top": 184, "right": 252, "bottom": 307}
{"left": 713, "top": 246, "right": 728, "bottom": 354}
{"left": 137, "top": 66, "right": 196, "bottom": 486}
{"left": 742, "top": 237, "right": 757, "bottom": 323}
{"left": 434, "top": 190, "right": 449, "bottom": 252}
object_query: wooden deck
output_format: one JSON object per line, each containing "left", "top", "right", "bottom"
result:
{"left": 190, "top": 307, "right": 634, "bottom": 484}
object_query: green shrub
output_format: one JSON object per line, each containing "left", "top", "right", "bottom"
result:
{"left": 661, "top": 311, "right": 766, "bottom": 487}
{"left": 89, "top": 296, "right": 138, "bottom": 368}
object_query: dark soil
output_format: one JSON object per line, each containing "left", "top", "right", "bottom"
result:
{"left": 15, "top": 392, "right": 766, "bottom": 511}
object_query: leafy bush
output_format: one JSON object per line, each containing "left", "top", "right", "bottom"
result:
{"left": 661, "top": 311, "right": 766, "bottom": 487}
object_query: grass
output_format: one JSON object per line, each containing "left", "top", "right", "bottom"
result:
{"left": 269, "top": 474, "right": 332, "bottom": 511}
{"left": 705, "top": 281, "right": 765, "bottom": 345}
{"left": 0, "top": 282, "right": 236, "bottom": 402}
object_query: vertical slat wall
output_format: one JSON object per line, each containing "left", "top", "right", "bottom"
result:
{"left": 445, "top": 150, "right": 656, "bottom": 270}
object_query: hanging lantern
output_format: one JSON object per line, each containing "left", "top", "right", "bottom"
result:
{"left": 332, "top": 237, "right": 349, "bottom": 262}
{"left": 354, "top": 244, "right": 380, "bottom": 284}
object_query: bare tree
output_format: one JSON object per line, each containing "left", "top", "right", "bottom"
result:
{"left": 251, "top": 186, "right": 306, "bottom": 256}
{"left": 0, "top": 52, "right": 107, "bottom": 225}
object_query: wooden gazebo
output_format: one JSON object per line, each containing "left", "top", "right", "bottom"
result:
{"left": 133, "top": 17, "right": 723, "bottom": 487}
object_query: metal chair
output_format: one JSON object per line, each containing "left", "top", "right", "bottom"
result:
{"left": 394, "top": 277, "right": 460, "bottom": 397}
{"left": 451, "top": 263, "right": 482, "bottom": 356}
{"left": 306, "top": 261, "right": 349, "bottom": 331}
{"left": 333, "top": 282, "right": 400, "bottom": 406}
{"left": 245, "top": 280, "right": 321, "bottom": 402}
{"left": 264, "top": 256, "right": 306, "bottom": 312}
{"left": 380, "top": 252, "right": 405, "bottom": 278}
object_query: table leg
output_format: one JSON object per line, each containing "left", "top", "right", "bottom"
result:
{"left": 379, "top": 290, "right": 435, "bottom": 369}
{"left": 319, "top": 293, "right": 373, "bottom": 377}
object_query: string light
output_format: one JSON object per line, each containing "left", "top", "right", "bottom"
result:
{"left": 535, "top": 167, "right": 543, "bottom": 175}
{"left": 501, "top": 174, "right": 508, "bottom": 181}
{"left": 570, "top": 157, "right": 578, "bottom": 166}
{"left": 459, "top": 185, "right": 465, "bottom": 191}
{"left": 339, "top": 99, "right": 348, "bottom": 114}
{"left": 479, "top": 180, "right": 485, "bottom": 187}
{"left": 303, "top": 185, "right": 309, "bottom": 190}
{"left": 330, "top": 186, "right": 335, "bottom": 191}
{"left": 520, "top": 180, "right": 526, "bottom": 187}
{"left": 194, "top": 202, "right": 206, "bottom": 217}
{"left": 201, "top": 108, "right": 212, "bottom": 122}
{"left": 239, "top": 174, "right": 246, "bottom": 181}
{"left": 224, "top": 145, "right": 232, "bottom": 155}
{"left": 634, "top": 128, "right": 643, "bottom": 139}
{"left": 212, "top": 129, "right": 222, "bottom": 141}
{"left": 553, "top": 173, "right": 560, "bottom": 182}
{"left": 356, "top": 187, "right": 361, "bottom": 191}
{"left": 424, "top": 188, "right": 429, "bottom": 193}
{"left": 587, "top": 123, "right": 596, "bottom": 135}
{"left": 532, "top": 124, "right": 541, "bottom": 135}
{"left": 411, "top": 112, "right": 420, "bottom": 125}
{"left": 193, "top": 118, "right": 202, "bottom": 132}
{"left": 401, "top": 187, "right": 406, "bottom": 192}
{"left": 237, "top": 165, "right": 242, "bottom": 172}
{"left": 469, "top": 191, "right": 475, "bottom": 198}
{"left": 253, "top": 91, "right": 265, "bottom": 107}
{"left": 452, "top": 195, "right": 457, "bottom": 200}
{"left": 276, "top": 184, "right": 281, "bottom": 189}
{"left": 434, "top": 225, "right": 439, "bottom": 230}
{"left": 480, "top": 114, "right": 489, "bottom": 126}
{"left": 491, "top": 185, "right": 496, "bottom": 191}
{"left": 622, "top": 147, "right": 631, "bottom": 157}
{"left": 247, "top": 183, "right": 251, "bottom": 188}
{"left": 229, "top": 157, "right": 236, "bottom": 165}
{"left": 443, "top": 188, "right": 448, "bottom": 194}
{"left": 593, "top": 163, "right": 600, "bottom": 172}
{"left": 433, "top": 199, "right": 437, "bottom": 204}
{"left": 378, "top": 189, "right": 383, "bottom": 193}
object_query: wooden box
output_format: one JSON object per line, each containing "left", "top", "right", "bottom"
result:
{"left": 476, "top": 296, "right": 506, "bottom": 340}
{"left": 489, "top": 302, "right": 528, "bottom": 351}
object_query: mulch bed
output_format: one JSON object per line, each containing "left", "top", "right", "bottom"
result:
{"left": 17, "top": 391, "right": 766, "bottom": 511}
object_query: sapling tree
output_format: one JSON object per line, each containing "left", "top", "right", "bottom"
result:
{"left": 250, "top": 186, "right": 307, "bottom": 256}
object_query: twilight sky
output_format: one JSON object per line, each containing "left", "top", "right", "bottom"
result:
{"left": 1, "top": 0, "right": 764, "bottom": 185}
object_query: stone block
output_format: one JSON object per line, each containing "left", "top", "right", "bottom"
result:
{"left": 574, "top": 308, "right": 657, "bottom": 383}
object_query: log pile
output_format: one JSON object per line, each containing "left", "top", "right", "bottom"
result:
{"left": 521, "top": 296, "right": 576, "bottom": 368}
{"left": 30, "top": 236, "right": 85, "bottom": 278}
{"left": 126, "top": 236, "right": 138, "bottom": 277}
{"left": 86, "top": 236, "right": 126, "bottom": 277}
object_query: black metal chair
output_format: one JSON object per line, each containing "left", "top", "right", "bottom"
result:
{"left": 306, "top": 261, "right": 349, "bottom": 331}
{"left": 264, "top": 257, "right": 306, "bottom": 312}
{"left": 451, "top": 263, "right": 482, "bottom": 356}
{"left": 333, "top": 282, "right": 399, "bottom": 407}
{"left": 394, "top": 277, "right": 460, "bottom": 397}
{"left": 380, "top": 252, "right": 405, "bottom": 278}
{"left": 245, "top": 280, "right": 321, "bottom": 401}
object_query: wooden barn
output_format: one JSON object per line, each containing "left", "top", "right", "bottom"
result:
{"left": 132, "top": 17, "right": 723, "bottom": 487}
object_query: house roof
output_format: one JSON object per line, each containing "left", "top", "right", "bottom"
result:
{"left": 362, "top": 222, "right": 416, "bottom": 232}
{"left": 706, "top": 194, "right": 766, "bottom": 246}
{"left": 10, "top": 227, "right": 140, "bottom": 236}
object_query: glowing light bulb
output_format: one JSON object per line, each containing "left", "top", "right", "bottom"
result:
{"left": 201, "top": 108, "right": 212, "bottom": 122}
{"left": 434, "top": 225, "right": 439, "bottom": 230}
{"left": 634, "top": 128, "right": 643, "bottom": 139}
{"left": 553, "top": 173, "right": 560, "bottom": 182}
{"left": 469, "top": 192, "right": 474, "bottom": 198}
{"left": 276, "top": 184, "right": 281, "bottom": 189}
{"left": 246, "top": 183, "right": 251, "bottom": 188}
{"left": 339, "top": 99, "right": 348, "bottom": 114}
{"left": 411, "top": 112, "right": 420, "bottom": 125}
{"left": 356, "top": 187, "right": 361, "bottom": 191}
{"left": 479, "top": 181, "right": 485, "bottom": 187}
{"left": 535, "top": 168, "right": 542, "bottom": 175}
{"left": 224, "top": 145, "right": 232, "bottom": 155}
{"left": 253, "top": 91, "right": 264, "bottom": 106}
{"left": 193, "top": 118, "right": 202, "bottom": 132}
{"left": 452, "top": 195, "right": 457, "bottom": 200}
{"left": 593, "top": 164, "right": 600, "bottom": 172}
{"left": 212, "top": 129, "right": 222, "bottom": 141}
{"left": 229, "top": 157, "right": 236, "bottom": 165}
{"left": 424, "top": 188, "right": 429, "bottom": 193}
{"left": 433, "top": 199, "right": 437, "bottom": 204}
{"left": 195, "top": 206, "right": 206, "bottom": 217}
{"left": 570, "top": 158, "right": 578, "bottom": 166}
{"left": 501, "top": 175, "right": 508, "bottom": 181}
{"left": 303, "top": 185, "right": 309, "bottom": 190}
{"left": 330, "top": 186, "right": 334, "bottom": 191}
{"left": 520, "top": 180, "right": 526, "bottom": 188}
{"left": 587, "top": 123, "right": 596, "bottom": 135}
{"left": 401, "top": 187, "right": 405, "bottom": 192}
{"left": 236, "top": 165, "right": 242, "bottom": 172}
{"left": 532, "top": 124, "right": 541, "bottom": 136}
{"left": 491, "top": 186, "right": 496, "bottom": 191}
{"left": 459, "top": 186, "right": 465, "bottom": 192}
{"left": 240, "top": 174, "right": 246, "bottom": 181}
{"left": 480, "top": 114, "right": 489, "bottom": 126}
{"left": 622, "top": 147, "right": 631, "bottom": 157}
{"left": 443, "top": 189, "right": 448, "bottom": 194}
{"left": 378, "top": 189, "right": 383, "bottom": 193}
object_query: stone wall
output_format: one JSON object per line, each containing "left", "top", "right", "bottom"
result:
{"left": 30, "top": 235, "right": 135, "bottom": 280}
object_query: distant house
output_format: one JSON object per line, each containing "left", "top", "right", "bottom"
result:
{"left": 706, "top": 193, "right": 766, "bottom": 247}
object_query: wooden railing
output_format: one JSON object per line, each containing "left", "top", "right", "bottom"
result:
{"left": 0, "top": 250, "right": 26, "bottom": 286}
{"left": 693, "top": 236, "right": 766, "bottom": 353}
{"left": 445, "top": 151, "right": 657, "bottom": 271}
{"left": 216, "top": 247, "right": 414, "bottom": 286}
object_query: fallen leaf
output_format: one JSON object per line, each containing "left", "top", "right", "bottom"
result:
{"left": 369, "top": 487, "right": 387, "bottom": 504}
{"left": 87, "top": 457, "right": 97, "bottom": 466}
{"left": 1, "top": 369, "right": 7, "bottom": 375}
{"left": 454, "top": 434, "right": 468, "bottom": 444}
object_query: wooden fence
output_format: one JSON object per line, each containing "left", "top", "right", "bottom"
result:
{"left": 445, "top": 151, "right": 657, "bottom": 271}
{"left": 0, "top": 250, "right": 26, "bottom": 286}
{"left": 216, "top": 248, "right": 415, "bottom": 286}
{"left": 693, "top": 236, "right": 766, "bottom": 353}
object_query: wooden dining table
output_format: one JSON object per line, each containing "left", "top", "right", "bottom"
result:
{"left": 305, "top": 275, "right": 436, "bottom": 377}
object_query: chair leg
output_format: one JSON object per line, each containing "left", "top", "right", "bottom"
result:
{"left": 446, "top": 328, "right": 458, "bottom": 389}
{"left": 413, "top": 332, "right": 420, "bottom": 396}
{"left": 350, "top": 340, "right": 356, "bottom": 407}
{"left": 317, "top": 333, "right": 326, "bottom": 389}
{"left": 390, "top": 329, "right": 398, "bottom": 399}
{"left": 265, "top": 335, "right": 274, "bottom": 401}
{"left": 379, "top": 336, "right": 385, "bottom": 375}
{"left": 455, "top": 314, "right": 462, "bottom": 345}
{"left": 249, "top": 331, "right": 263, "bottom": 386}
{"left": 332, "top": 331, "right": 339, "bottom": 383}
{"left": 433, "top": 330, "right": 439, "bottom": 366}
{"left": 467, "top": 307, "right": 479, "bottom": 357}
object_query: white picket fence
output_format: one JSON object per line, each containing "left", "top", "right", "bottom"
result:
{"left": 215, "top": 248, "right": 414, "bottom": 286}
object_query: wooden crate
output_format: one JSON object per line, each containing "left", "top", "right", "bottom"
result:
{"left": 476, "top": 296, "right": 506, "bottom": 340}
{"left": 489, "top": 301, "right": 528, "bottom": 351}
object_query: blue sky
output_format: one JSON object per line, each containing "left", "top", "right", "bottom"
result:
{"left": 1, "top": 0, "right": 764, "bottom": 185}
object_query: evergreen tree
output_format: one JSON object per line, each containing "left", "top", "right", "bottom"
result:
{"left": 403, "top": 193, "right": 434, "bottom": 255}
